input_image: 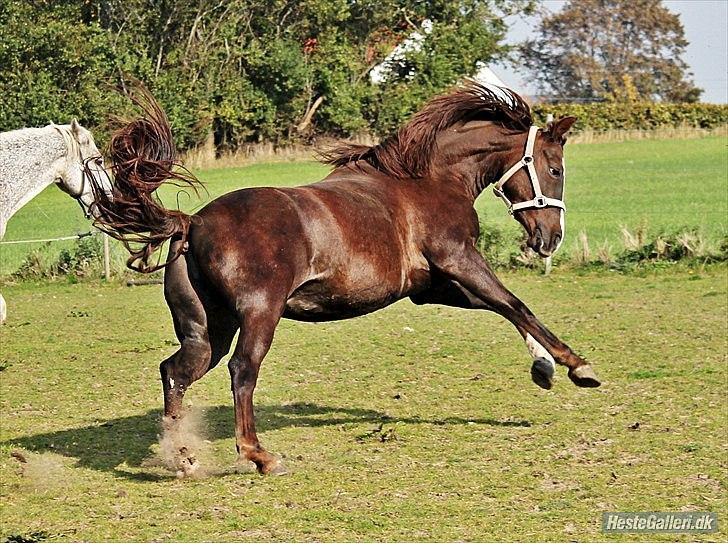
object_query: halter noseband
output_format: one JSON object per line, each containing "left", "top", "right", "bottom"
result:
{"left": 493, "top": 125, "right": 565, "bottom": 215}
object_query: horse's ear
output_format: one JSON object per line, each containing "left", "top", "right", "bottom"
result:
{"left": 70, "top": 118, "right": 82, "bottom": 136}
{"left": 547, "top": 116, "right": 577, "bottom": 144}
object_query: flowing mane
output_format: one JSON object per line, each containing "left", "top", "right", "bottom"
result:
{"left": 320, "top": 81, "right": 533, "bottom": 179}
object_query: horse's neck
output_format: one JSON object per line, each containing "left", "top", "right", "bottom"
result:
{"left": 0, "top": 126, "right": 67, "bottom": 232}
{"left": 431, "top": 123, "right": 518, "bottom": 202}
{"left": 436, "top": 146, "right": 512, "bottom": 202}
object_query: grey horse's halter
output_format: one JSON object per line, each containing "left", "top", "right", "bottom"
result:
{"left": 493, "top": 125, "right": 565, "bottom": 215}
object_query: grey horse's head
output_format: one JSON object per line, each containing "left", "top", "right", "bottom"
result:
{"left": 53, "top": 120, "right": 112, "bottom": 217}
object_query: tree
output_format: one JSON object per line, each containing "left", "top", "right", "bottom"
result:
{"left": 520, "top": 0, "right": 702, "bottom": 103}
{"left": 0, "top": 1, "right": 125, "bottom": 132}
{"left": 1, "top": 0, "right": 531, "bottom": 148}
{"left": 370, "top": 0, "right": 531, "bottom": 134}
{"left": 94, "top": 0, "right": 532, "bottom": 143}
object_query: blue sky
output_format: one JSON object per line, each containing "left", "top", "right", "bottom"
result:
{"left": 493, "top": 0, "right": 728, "bottom": 103}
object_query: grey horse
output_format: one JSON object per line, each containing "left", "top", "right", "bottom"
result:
{"left": 0, "top": 120, "right": 111, "bottom": 323}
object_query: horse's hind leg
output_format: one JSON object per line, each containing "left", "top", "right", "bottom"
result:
{"left": 159, "top": 312, "right": 237, "bottom": 421}
{"left": 158, "top": 244, "right": 238, "bottom": 474}
{"left": 160, "top": 241, "right": 238, "bottom": 419}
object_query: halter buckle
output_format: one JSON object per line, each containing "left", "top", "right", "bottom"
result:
{"left": 493, "top": 186, "right": 515, "bottom": 215}
{"left": 534, "top": 196, "right": 547, "bottom": 208}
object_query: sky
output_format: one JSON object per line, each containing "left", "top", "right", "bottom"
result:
{"left": 493, "top": 0, "right": 728, "bottom": 103}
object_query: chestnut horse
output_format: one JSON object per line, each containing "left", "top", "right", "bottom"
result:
{"left": 93, "top": 83, "right": 601, "bottom": 475}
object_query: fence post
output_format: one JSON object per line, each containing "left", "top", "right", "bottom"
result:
{"left": 103, "top": 233, "right": 111, "bottom": 281}
{"left": 544, "top": 113, "right": 554, "bottom": 276}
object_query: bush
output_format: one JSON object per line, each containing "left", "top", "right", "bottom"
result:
{"left": 476, "top": 221, "right": 530, "bottom": 269}
{"left": 55, "top": 235, "right": 103, "bottom": 277}
{"left": 0, "top": 1, "right": 128, "bottom": 135}
{"left": 13, "top": 235, "right": 103, "bottom": 280}
{"left": 532, "top": 102, "right": 728, "bottom": 131}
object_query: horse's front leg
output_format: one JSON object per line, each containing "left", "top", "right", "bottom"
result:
{"left": 426, "top": 247, "right": 601, "bottom": 389}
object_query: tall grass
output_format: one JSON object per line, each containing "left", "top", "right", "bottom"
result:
{"left": 477, "top": 221, "right": 726, "bottom": 271}
{"left": 182, "top": 134, "right": 378, "bottom": 170}
{"left": 568, "top": 125, "right": 727, "bottom": 144}
{"left": 179, "top": 127, "right": 728, "bottom": 169}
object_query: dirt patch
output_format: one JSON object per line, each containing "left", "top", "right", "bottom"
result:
{"left": 12, "top": 450, "right": 68, "bottom": 491}
{"left": 153, "top": 408, "right": 213, "bottom": 479}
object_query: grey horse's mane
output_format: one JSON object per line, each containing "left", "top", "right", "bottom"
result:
{"left": 51, "top": 123, "right": 81, "bottom": 163}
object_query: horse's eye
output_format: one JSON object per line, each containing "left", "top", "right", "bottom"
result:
{"left": 548, "top": 167, "right": 561, "bottom": 177}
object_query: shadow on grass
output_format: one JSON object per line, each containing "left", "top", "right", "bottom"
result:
{"left": 1, "top": 402, "right": 531, "bottom": 480}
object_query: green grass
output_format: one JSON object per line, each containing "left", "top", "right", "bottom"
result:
{"left": 1, "top": 266, "right": 726, "bottom": 542}
{"left": 1, "top": 137, "right": 726, "bottom": 276}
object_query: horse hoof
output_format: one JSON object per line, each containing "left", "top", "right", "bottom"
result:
{"left": 175, "top": 459, "right": 200, "bottom": 479}
{"left": 568, "top": 365, "right": 601, "bottom": 388}
{"left": 531, "top": 357, "right": 554, "bottom": 389}
{"left": 260, "top": 460, "right": 288, "bottom": 476}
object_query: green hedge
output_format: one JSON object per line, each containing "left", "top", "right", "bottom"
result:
{"left": 532, "top": 102, "right": 728, "bottom": 131}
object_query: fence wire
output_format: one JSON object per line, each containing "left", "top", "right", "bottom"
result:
{"left": 0, "top": 231, "right": 95, "bottom": 245}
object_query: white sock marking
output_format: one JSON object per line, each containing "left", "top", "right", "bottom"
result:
{"left": 526, "top": 333, "right": 556, "bottom": 370}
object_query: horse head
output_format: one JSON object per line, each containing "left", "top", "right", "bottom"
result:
{"left": 53, "top": 119, "right": 112, "bottom": 217}
{"left": 491, "top": 117, "right": 577, "bottom": 257}
{"left": 322, "top": 83, "right": 578, "bottom": 259}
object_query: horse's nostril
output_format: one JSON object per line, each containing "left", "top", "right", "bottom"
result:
{"left": 534, "top": 228, "right": 543, "bottom": 248}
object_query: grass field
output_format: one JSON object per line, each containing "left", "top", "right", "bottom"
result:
{"left": 1, "top": 136, "right": 726, "bottom": 276}
{"left": 0, "top": 135, "right": 727, "bottom": 541}
{"left": 0, "top": 267, "right": 726, "bottom": 541}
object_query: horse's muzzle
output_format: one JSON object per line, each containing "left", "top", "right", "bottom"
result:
{"left": 528, "top": 227, "right": 561, "bottom": 257}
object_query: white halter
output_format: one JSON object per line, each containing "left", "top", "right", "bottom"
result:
{"left": 493, "top": 125, "right": 565, "bottom": 215}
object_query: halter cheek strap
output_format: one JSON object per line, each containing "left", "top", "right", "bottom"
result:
{"left": 493, "top": 125, "right": 565, "bottom": 215}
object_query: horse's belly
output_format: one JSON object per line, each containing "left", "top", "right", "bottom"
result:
{"left": 283, "top": 281, "right": 398, "bottom": 322}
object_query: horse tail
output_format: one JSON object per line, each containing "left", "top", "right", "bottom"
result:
{"left": 89, "top": 86, "right": 203, "bottom": 273}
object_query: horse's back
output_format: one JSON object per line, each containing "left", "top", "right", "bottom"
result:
{"left": 190, "top": 187, "right": 309, "bottom": 291}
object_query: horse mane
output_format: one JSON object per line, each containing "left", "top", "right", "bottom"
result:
{"left": 319, "top": 81, "right": 532, "bottom": 179}
{"left": 50, "top": 124, "right": 80, "bottom": 160}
